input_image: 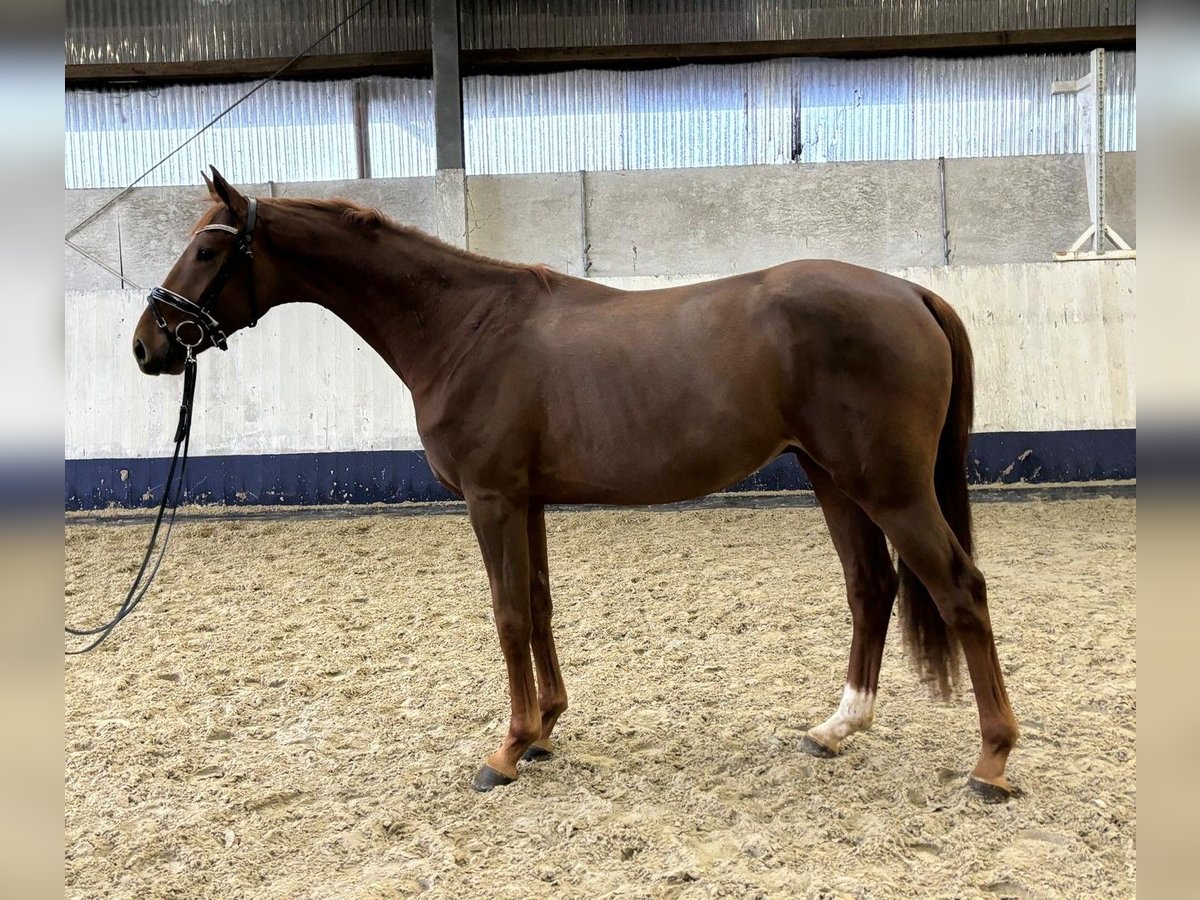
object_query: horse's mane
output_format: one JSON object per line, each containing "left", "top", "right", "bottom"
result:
{"left": 196, "top": 196, "right": 556, "bottom": 292}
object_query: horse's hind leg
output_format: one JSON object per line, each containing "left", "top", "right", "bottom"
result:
{"left": 522, "top": 503, "right": 569, "bottom": 762}
{"left": 797, "top": 453, "right": 899, "bottom": 757}
{"left": 867, "top": 492, "right": 1019, "bottom": 799}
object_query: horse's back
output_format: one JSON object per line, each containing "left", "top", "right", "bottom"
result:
{"left": 545, "top": 258, "right": 938, "bottom": 342}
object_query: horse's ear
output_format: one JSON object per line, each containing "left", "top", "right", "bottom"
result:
{"left": 207, "top": 166, "right": 249, "bottom": 220}
{"left": 201, "top": 169, "right": 216, "bottom": 199}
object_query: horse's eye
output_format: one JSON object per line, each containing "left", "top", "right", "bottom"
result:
{"left": 196, "top": 247, "right": 216, "bottom": 261}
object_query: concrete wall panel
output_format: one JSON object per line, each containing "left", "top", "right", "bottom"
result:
{"left": 1105, "top": 151, "right": 1137, "bottom": 248}
{"left": 467, "top": 173, "right": 585, "bottom": 274}
{"left": 892, "top": 261, "right": 1136, "bottom": 433}
{"left": 945, "top": 152, "right": 1136, "bottom": 264}
{"left": 67, "top": 292, "right": 419, "bottom": 460}
{"left": 274, "top": 177, "right": 438, "bottom": 233}
{"left": 65, "top": 189, "right": 125, "bottom": 291}
{"left": 64, "top": 155, "right": 1137, "bottom": 291}
{"left": 583, "top": 161, "right": 944, "bottom": 276}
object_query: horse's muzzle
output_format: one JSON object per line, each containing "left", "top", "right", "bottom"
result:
{"left": 133, "top": 334, "right": 184, "bottom": 376}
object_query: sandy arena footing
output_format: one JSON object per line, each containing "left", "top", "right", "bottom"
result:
{"left": 65, "top": 494, "right": 1136, "bottom": 898}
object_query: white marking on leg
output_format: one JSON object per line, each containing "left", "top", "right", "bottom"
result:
{"left": 808, "top": 684, "right": 875, "bottom": 752}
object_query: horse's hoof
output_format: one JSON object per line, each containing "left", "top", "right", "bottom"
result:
{"left": 801, "top": 734, "right": 838, "bottom": 759}
{"left": 471, "top": 764, "right": 515, "bottom": 792}
{"left": 967, "top": 775, "right": 1016, "bottom": 804}
{"left": 521, "top": 744, "right": 553, "bottom": 763}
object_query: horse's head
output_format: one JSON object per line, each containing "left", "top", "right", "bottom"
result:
{"left": 133, "top": 167, "right": 268, "bottom": 375}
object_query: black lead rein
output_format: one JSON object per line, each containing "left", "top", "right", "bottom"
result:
{"left": 65, "top": 199, "right": 258, "bottom": 654}
{"left": 65, "top": 349, "right": 198, "bottom": 654}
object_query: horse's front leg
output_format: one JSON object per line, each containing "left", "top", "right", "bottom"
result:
{"left": 466, "top": 491, "right": 542, "bottom": 791}
{"left": 522, "top": 503, "right": 568, "bottom": 761}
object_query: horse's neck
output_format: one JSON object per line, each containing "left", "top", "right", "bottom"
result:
{"left": 275, "top": 216, "right": 519, "bottom": 393}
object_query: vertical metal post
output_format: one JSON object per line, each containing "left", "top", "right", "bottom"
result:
{"left": 431, "top": 0, "right": 464, "bottom": 172}
{"left": 1090, "top": 48, "right": 1106, "bottom": 255}
{"left": 937, "top": 156, "right": 950, "bottom": 266}
{"left": 431, "top": 0, "right": 468, "bottom": 247}
{"left": 353, "top": 80, "right": 371, "bottom": 180}
{"left": 578, "top": 171, "right": 591, "bottom": 276}
{"left": 1051, "top": 48, "right": 1131, "bottom": 260}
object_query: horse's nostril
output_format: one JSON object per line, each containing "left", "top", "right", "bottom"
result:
{"left": 133, "top": 339, "right": 147, "bottom": 363}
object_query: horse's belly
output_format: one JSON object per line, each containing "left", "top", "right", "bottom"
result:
{"left": 533, "top": 427, "right": 790, "bottom": 506}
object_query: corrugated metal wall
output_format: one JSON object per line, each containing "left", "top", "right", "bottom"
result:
{"left": 65, "top": 0, "right": 1134, "bottom": 64}
{"left": 65, "top": 0, "right": 429, "bottom": 65}
{"left": 65, "top": 51, "right": 1136, "bottom": 188}
{"left": 65, "top": 80, "right": 362, "bottom": 188}
{"left": 365, "top": 77, "right": 437, "bottom": 178}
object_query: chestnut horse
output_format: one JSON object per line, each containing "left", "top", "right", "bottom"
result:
{"left": 132, "top": 168, "right": 1018, "bottom": 800}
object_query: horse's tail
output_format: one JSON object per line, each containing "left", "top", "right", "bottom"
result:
{"left": 898, "top": 291, "right": 975, "bottom": 699}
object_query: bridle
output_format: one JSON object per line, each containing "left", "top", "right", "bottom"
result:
{"left": 65, "top": 198, "right": 260, "bottom": 654}
{"left": 145, "top": 196, "right": 260, "bottom": 352}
